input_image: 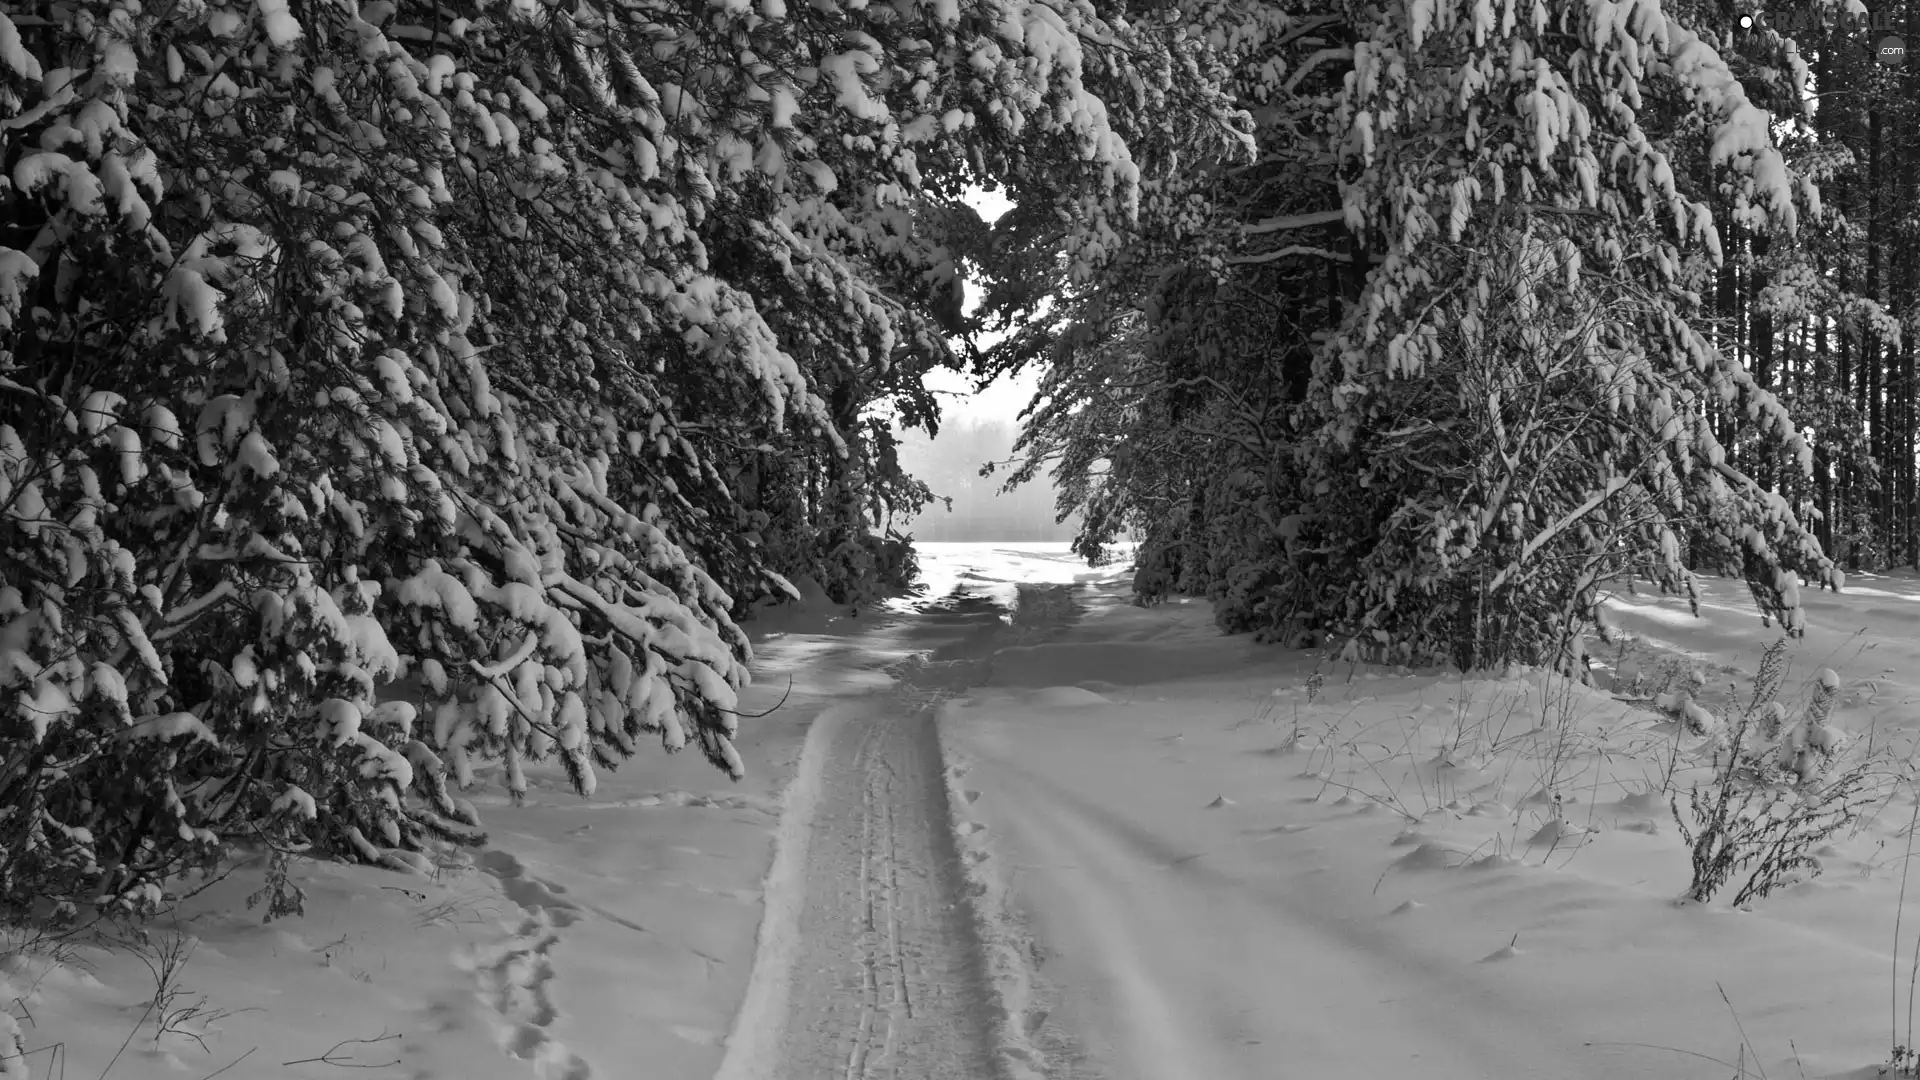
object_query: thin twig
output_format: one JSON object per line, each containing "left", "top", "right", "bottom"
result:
{"left": 1897, "top": 791, "right": 1920, "bottom": 1058}
{"left": 96, "top": 999, "right": 155, "bottom": 1080}
{"left": 196, "top": 1046, "right": 256, "bottom": 1080}
{"left": 714, "top": 674, "right": 795, "bottom": 719}
{"left": 1717, "top": 982, "right": 1769, "bottom": 1080}
{"left": 282, "top": 1030, "right": 403, "bottom": 1069}
{"left": 1582, "top": 1040, "right": 1740, "bottom": 1069}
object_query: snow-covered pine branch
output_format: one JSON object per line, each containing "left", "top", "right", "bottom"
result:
{"left": 995, "top": 0, "right": 1839, "bottom": 674}
{"left": 0, "top": 0, "right": 1244, "bottom": 917}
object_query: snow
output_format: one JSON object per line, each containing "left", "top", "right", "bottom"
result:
{"left": 272, "top": 784, "right": 319, "bottom": 820}
{"left": 0, "top": 14, "right": 41, "bottom": 82}
{"left": 12, "top": 152, "right": 104, "bottom": 216}
{"left": 9, "top": 590, "right": 837, "bottom": 1079}
{"left": 162, "top": 266, "right": 226, "bottom": 340}
{"left": 77, "top": 390, "right": 124, "bottom": 437}
{"left": 0, "top": 249, "right": 37, "bottom": 329}
{"left": 27, "top": 546, "right": 1920, "bottom": 1079}
{"left": 121, "top": 711, "right": 219, "bottom": 746}
{"left": 921, "top": 559, "right": 1902, "bottom": 1079}
{"left": 710, "top": 703, "right": 848, "bottom": 1080}
{"left": 254, "top": 0, "right": 304, "bottom": 47}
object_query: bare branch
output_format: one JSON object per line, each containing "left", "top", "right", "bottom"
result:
{"left": 283, "top": 1031, "right": 403, "bottom": 1069}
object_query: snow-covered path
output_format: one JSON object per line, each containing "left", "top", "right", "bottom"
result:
{"left": 749, "top": 556, "right": 1630, "bottom": 1080}
{"left": 19, "top": 548, "right": 1920, "bottom": 1080}
{"left": 964, "top": 746, "right": 1618, "bottom": 1080}
{"left": 928, "top": 560, "right": 1918, "bottom": 1080}
{"left": 773, "top": 697, "right": 994, "bottom": 1079}
{"left": 943, "top": 587, "right": 1627, "bottom": 1080}
{"left": 728, "top": 553, "right": 1920, "bottom": 1080}
{"left": 715, "top": 566, "right": 1100, "bottom": 1080}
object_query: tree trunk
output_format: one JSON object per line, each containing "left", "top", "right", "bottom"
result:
{"left": 1866, "top": 105, "right": 1883, "bottom": 568}
{"left": 1750, "top": 231, "right": 1774, "bottom": 490}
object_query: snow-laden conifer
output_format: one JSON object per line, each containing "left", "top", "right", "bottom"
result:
{"left": 0, "top": 0, "right": 1244, "bottom": 917}
{"left": 992, "top": 0, "right": 1842, "bottom": 675}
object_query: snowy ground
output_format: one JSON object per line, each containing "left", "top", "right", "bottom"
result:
{"left": 14, "top": 545, "right": 1920, "bottom": 1079}
{"left": 942, "top": 573, "right": 1912, "bottom": 1080}
{"left": 0, "top": 567, "right": 906, "bottom": 1080}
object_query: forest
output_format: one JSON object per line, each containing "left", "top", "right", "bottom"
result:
{"left": 0, "top": 0, "right": 1905, "bottom": 926}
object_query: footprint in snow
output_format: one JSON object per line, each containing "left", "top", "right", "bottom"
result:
{"left": 480, "top": 850, "right": 578, "bottom": 916}
{"left": 465, "top": 851, "right": 594, "bottom": 1080}
{"left": 417, "top": 998, "right": 467, "bottom": 1033}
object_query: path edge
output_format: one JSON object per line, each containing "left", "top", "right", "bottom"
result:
{"left": 934, "top": 704, "right": 1053, "bottom": 1080}
{"left": 711, "top": 703, "right": 851, "bottom": 1080}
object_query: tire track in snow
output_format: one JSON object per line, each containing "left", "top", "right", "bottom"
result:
{"left": 965, "top": 751, "right": 1622, "bottom": 1080}
{"left": 718, "top": 584, "right": 1086, "bottom": 1080}
{"left": 775, "top": 700, "right": 998, "bottom": 1080}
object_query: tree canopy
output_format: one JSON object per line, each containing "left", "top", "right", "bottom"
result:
{"left": 4, "top": 0, "right": 1892, "bottom": 921}
{"left": 986, "top": 0, "right": 1860, "bottom": 674}
{"left": 0, "top": 0, "right": 1245, "bottom": 915}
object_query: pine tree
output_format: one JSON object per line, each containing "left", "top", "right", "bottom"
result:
{"left": 989, "top": 0, "right": 1849, "bottom": 674}
{"left": 0, "top": 0, "right": 1245, "bottom": 917}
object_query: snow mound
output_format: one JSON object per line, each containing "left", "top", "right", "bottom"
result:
{"left": 1395, "top": 842, "right": 1457, "bottom": 870}
{"left": 1480, "top": 939, "right": 1524, "bottom": 962}
{"left": 1030, "top": 685, "right": 1111, "bottom": 707}
{"left": 1616, "top": 790, "right": 1664, "bottom": 813}
{"left": 1527, "top": 819, "right": 1590, "bottom": 846}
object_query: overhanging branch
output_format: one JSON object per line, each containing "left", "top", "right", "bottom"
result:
{"left": 1243, "top": 209, "right": 1345, "bottom": 236}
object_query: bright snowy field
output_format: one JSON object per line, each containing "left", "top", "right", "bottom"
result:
{"left": 12, "top": 543, "right": 1920, "bottom": 1079}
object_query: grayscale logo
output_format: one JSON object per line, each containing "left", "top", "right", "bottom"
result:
{"left": 1739, "top": 7, "right": 1907, "bottom": 64}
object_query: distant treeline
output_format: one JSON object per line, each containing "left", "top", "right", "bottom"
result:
{"left": 894, "top": 418, "right": 1079, "bottom": 543}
